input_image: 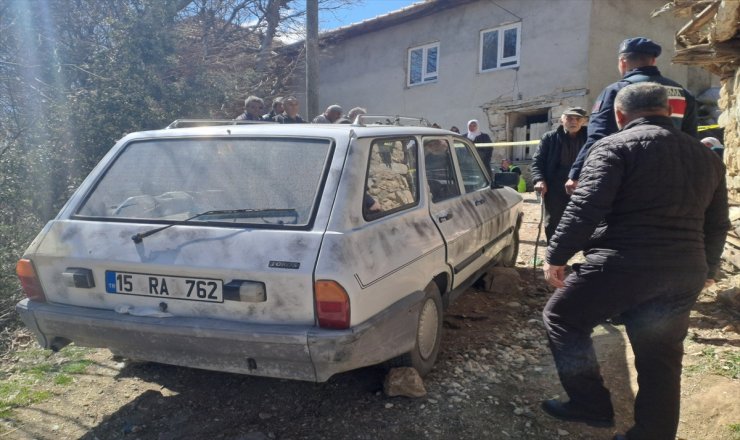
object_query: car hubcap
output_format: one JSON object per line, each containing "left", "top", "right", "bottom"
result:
{"left": 417, "top": 298, "right": 439, "bottom": 360}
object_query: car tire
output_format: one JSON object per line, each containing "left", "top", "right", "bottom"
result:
{"left": 499, "top": 226, "right": 520, "bottom": 267}
{"left": 387, "top": 282, "right": 443, "bottom": 376}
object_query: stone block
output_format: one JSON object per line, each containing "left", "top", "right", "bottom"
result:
{"left": 383, "top": 367, "right": 427, "bottom": 398}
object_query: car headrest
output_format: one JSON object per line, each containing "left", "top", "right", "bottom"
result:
{"left": 493, "top": 172, "right": 519, "bottom": 189}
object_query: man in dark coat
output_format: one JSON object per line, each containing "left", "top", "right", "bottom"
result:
{"left": 262, "top": 97, "right": 283, "bottom": 121}
{"left": 565, "top": 37, "right": 698, "bottom": 194}
{"left": 531, "top": 107, "right": 588, "bottom": 242}
{"left": 274, "top": 96, "right": 305, "bottom": 124}
{"left": 235, "top": 96, "right": 265, "bottom": 121}
{"left": 462, "top": 119, "right": 493, "bottom": 175}
{"left": 541, "top": 83, "right": 728, "bottom": 440}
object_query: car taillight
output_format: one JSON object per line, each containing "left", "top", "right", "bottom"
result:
{"left": 314, "top": 280, "right": 350, "bottom": 329}
{"left": 16, "top": 259, "right": 46, "bottom": 302}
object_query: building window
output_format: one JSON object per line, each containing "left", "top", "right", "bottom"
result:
{"left": 408, "top": 43, "right": 439, "bottom": 86}
{"left": 479, "top": 23, "right": 521, "bottom": 72}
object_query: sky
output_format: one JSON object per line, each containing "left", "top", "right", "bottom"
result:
{"left": 320, "top": 0, "right": 420, "bottom": 31}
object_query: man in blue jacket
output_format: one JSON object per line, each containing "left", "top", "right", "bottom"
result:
{"left": 565, "top": 37, "right": 697, "bottom": 194}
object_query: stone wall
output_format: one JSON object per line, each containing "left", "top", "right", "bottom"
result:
{"left": 366, "top": 140, "right": 416, "bottom": 212}
{"left": 719, "top": 70, "right": 740, "bottom": 203}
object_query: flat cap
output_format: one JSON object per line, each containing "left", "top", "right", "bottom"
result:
{"left": 562, "top": 107, "right": 588, "bottom": 117}
{"left": 327, "top": 104, "right": 343, "bottom": 112}
{"left": 619, "top": 37, "right": 661, "bottom": 57}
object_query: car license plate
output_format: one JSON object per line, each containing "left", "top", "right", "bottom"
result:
{"left": 105, "top": 271, "right": 223, "bottom": 303}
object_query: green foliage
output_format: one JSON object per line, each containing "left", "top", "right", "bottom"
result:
{"left": 0, "top": 1, "right": 291, "bottom": 328}
{"left": 0, "top": 345, "right": 94, "bottom": 416}
{"left": 0, "top": 381, "right": 53, "bottom": 412}
{"left": 684, "top": 347, "right": 740, "bottom": 379}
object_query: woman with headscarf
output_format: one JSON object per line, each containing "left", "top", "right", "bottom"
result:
{"left": 462, "top": 119, "right": 493, "bottom": 175}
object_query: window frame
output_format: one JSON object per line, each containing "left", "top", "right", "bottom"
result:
{"left": 362, "top": 136, "right": 420, "bottom": 222}
{"left": 407, "top": 42, "right": 440, "bottom": 87}
{"left": 479, "top": 22, "right": 521, "bottom": 73}
{"left": 422, "top": 136, "right": 462, "bottom": 204}
{"left": 73, "top": 136, "right": 335, "bottom": 231}
{"left": 452, "top": 139, "right": 491, "bottom": 193}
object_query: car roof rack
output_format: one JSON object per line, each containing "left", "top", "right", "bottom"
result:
{"left": 355, "top": 115, "right": 432, "bottom": 127}
{"left": 166, "top": 119, "right": 271, "bottom": 129}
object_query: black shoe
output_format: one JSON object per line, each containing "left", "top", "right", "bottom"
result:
{"left": 540, "top": 399, "right": 615, "bottom": 428}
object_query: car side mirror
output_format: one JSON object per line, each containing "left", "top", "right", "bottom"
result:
{"left": 492, "top": 172, "right": 519, "bottom": 190}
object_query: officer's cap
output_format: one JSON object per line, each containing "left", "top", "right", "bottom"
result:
{"left": 562, "top": 107, "right": 588, "bottom": 118}
{"left": 618, "top": 37, "right": 661, "bottom": 57}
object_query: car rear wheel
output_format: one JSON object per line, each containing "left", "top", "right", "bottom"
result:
{"left": 388, "top": 282, "right": 443, "bottom": 376}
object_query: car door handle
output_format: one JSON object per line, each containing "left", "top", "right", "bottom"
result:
{"left": 474, "top": 198, "right": 485, "bottom": 206}
{"left": 437, "top": 211, "right": 453, "bottom": 222}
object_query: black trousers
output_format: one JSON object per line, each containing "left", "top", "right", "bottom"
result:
{"left": 543, "top": 189, "right": 569, "bottom": 242}
{"left": 542, "top": 263, "right": 704, "bottom": 440}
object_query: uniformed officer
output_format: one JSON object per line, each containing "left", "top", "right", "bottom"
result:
{"left": 565, "top": 37, "right": 698, "bottom": 194}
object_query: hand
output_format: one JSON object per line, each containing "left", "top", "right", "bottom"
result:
{"left": 704, "top": 279, "right": 715, "bottom": 288}
{"left": 565, "top": 179, "right": 578, "bottom": 195}
{"left": 543, "top": 262, "right": 566, "bottom": 288}
{"left": 534, "top": 181, "right": 547, "bottom": 196}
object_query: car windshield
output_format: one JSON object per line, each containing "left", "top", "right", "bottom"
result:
{"left": 76, "top": 137, "right": 333, "bottom": 226}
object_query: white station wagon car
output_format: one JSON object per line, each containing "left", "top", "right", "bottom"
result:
{"left": 16, "top": 118, "right": 523, "bottom": 382}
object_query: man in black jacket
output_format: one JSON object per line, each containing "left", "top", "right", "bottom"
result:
{"left": 565, "top": 37, "right": 698, "bottom": 194}
{"left": 531, "top": 107, "right": 588, "bottom": 242}
{"left": 540, "top": 83, "right": 728, "bottom": 440}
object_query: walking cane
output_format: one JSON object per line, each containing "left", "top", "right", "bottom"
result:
{"left": 532, "top": 192, "right": 544, "bottom": 281}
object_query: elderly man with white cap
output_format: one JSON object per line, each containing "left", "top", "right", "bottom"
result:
{"left": 531, "top": 107, "right": 589, "bottom": 242}
{"left": 312, "top": 104, "right": 343, "bottom": 124}
{"left": 701, "top": 136, "right": 724, "bottom": 160}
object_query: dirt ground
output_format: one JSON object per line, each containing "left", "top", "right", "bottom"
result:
{"left": 1, "top": 192, "right": 738, "bottom": 440}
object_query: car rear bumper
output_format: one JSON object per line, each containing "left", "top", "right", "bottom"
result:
{"left": 16, "top": 291, "right": 423, "bottom": 382}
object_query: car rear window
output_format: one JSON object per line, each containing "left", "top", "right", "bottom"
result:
{"left": 75, "top": 137, "right": 333, "bottom": 227}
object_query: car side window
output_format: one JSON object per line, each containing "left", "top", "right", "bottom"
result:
{"left": 453, "top": 140, "right": 490, "bottom": 193}
{"left": 364, "top": 138, "right": 419, "bottom": 220}
{"left": 423, "top": 138, "right": 460, "bottom": 203}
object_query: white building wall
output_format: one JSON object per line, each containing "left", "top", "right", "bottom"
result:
{"left": 310, "top": 0, "right": 704, "bottom": 143}
{"left": 316, "top": 0, "right": 593, "bottom": 132}
{"left": 587, "top": 0, "right": 700, "bottom": 105}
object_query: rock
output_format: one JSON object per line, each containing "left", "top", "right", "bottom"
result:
{"left": 557, "top": 429, "right": 570, "bottom": 436}
{"left": 463, "top": 360, "right": 482, "bottom": 372}
{"left": 481, "top": 267, "right": 522, "bottom": 294}
{"left": 383, "top": 367, "right": 427, "bottom": 398}
{"left": 722, "top": 324, "right": 736, "bottom": 333}
{"left": 507, "top": 301, "right": 522, "bottom": 308}
{"left": 258, "top": 412, "right": 272, "bottom": 420}
{"left": 718, "top": 288, "right": 740, "bottom": 317}
{"left": 384, "top": 403, "right": 394, "bottom": 409}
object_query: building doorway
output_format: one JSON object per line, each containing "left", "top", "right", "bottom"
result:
{"left": 508, "top": 110, "right": 549, "bottom": 160}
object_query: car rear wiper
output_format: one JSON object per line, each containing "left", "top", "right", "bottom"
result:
{"left": 131, "top": 208, "right": 298, "bottom": 243}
